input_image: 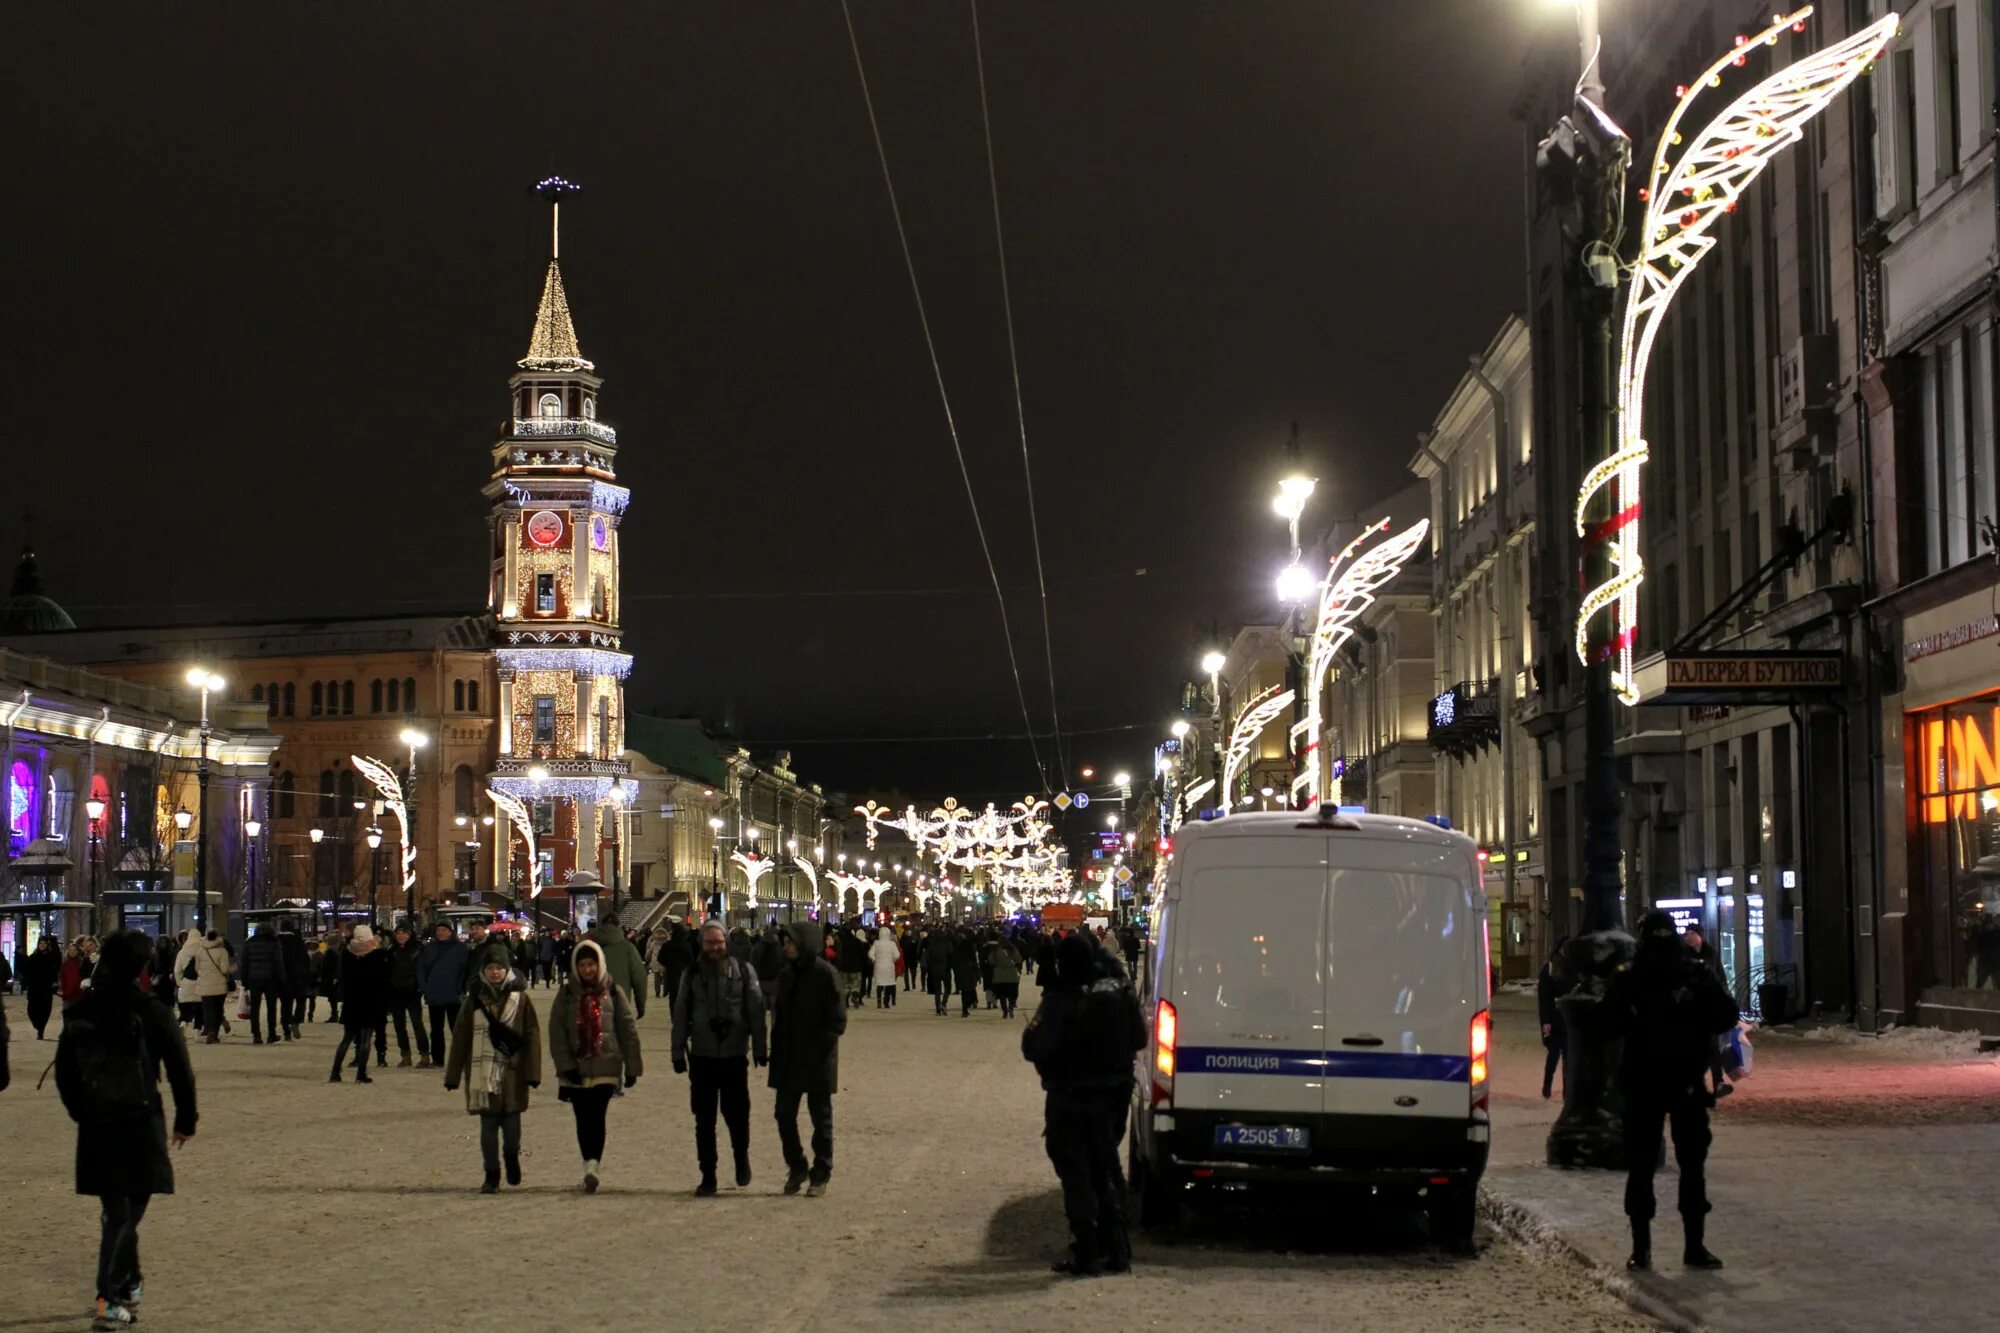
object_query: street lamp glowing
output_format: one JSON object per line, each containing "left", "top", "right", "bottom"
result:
{"left": 1079, "top": 766, "right": 1095, "bottom": 780}
{"left": 309, "top": 827, "right": 324, "bottom": 844}
{"left": 1276, "top": 562, "right": 1314, "bottom": 603}
{"left": 1170, "top": 719, "right": 1191, "bottom": 740}
{"left": 184, "top": 666, "right": 225, "bottom": 691}
{"left": 399, "top": 729, "right": 428, "bottom": 750}
{"left": 365, "top": 827, "right": 383, "bottom": 851}
{"left": 245, "top": 819, "right": 262, "bottom": 838}
{"left": 1200, "top": 650, "right": 1226, "bottom": 677}
{"left": 1273, "top": 474, "right": 1317, "bottom": 521}
{"left": 85, "top": 797, "right": 106, "bottom": 822}
{"left": 1113, "top": 771, "right": 1131, "bottom": 787}
{"left": 709, "top": 817, "right": 725, "bottom": 833}
{"left": 1106, "top": 814, "right": 1119, "bottom": 830}
{"left": 173, "top": 807, "right": 193, "bottom": 832}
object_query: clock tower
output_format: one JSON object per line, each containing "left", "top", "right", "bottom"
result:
{"left": 484, "top": 178, "right": 632, "bottom": 904}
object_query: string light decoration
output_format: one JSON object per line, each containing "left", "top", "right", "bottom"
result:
{"left": 730, "top": 850, "right": 773, "bottom": 908}
{"left": 1220, "top": 683, "right": 1296, "bottom": 814}
{"left": 1576, "top": 5, "right": 1899, "bottom": 702}
{"left": 1180, "top": 777, "right": 1216, "bottom": 816}
{"left": 520, "top": 259, "right": 594, "bottom": 373}
{"left": 1287, "top": 517, "right": 1431, "bottom": 806}
{"left": 493, "top": 648, "right": 632, "bottom": 679}
{"left": 350, "top": 754, "right": 416, "bottom": 894}
{"left": 486, "top": 788, "right": 539, "bottom": 897}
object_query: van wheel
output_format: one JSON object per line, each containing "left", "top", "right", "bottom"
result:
{"left": 1426, "top": 1183, "right": 1477, "bottom": 1254}
{"left": 1131, "top": 1154, "right": 1180, "bottom": 1232}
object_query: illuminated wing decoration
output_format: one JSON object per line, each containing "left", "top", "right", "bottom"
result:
{"left": 486, "top": 788, "right": 538, "bottom": 897}
{"left": 1578, "top": 6, "right": 1899, "bottom": 701}
{"left": 351, "top": 754, "right": 415, "bottom": 894}
{"left": 1180, "top": 777, "right": 1215, "bottom": 815}
{"left": 1221, "top": 683, "right": 1295, "bottom": 814}
{"left": 730, "top": 850, "right": 773, "bottom": 908}
{"left": 1287, "top": 517, "right": 1430, "bottom": 806}
{"left": 795, "top": 858, "right": 820, "bottom": 904}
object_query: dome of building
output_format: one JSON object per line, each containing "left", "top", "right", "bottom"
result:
{"left": 0, "top": 542, "right": 75, "bottom": 634}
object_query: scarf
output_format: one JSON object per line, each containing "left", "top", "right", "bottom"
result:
{"left": 575, "top": 983, "right": 605, "bottom": 1060}
{"left": 468, "top": 986, "right": 523, "bottom": 1103}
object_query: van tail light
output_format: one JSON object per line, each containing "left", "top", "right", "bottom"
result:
{"left": 1469, "top": 1009, "right": 1491, "bottom": 1121}
{"left": 1152, "top": 999, "right": 1177, "bottom": 1106}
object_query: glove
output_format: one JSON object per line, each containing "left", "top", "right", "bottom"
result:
{"left": 624, "top": 1074, "right": 639, "bottom": 1088}
{"left": 672, "top": 1057, "right": 687, "bottom": 1075}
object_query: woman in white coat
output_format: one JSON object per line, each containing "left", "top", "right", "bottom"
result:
{"left": 175, "top": 927, "right": 234, "bottom": 1044}
{"left": 868, "top": 927, "right": 901, "bottom": 1009}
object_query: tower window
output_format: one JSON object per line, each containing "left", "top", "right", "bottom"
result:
{"left": 310, "top": 682, "right": 323, "bottom": 716}
{"left": 282, "top": 683, "right": 295, "bottom": 717}
{"left": 454, "top": 680, "right": 466, "bottom": 711}
{"left": 341, "top": 680, "right": 354, "bottom": 715}
{"left": 386, "top": 678, "right": 400, "bottom": 713}
{"left": 468, "top": 680, "right": 480, "bottom": 712}
{"left": 536, "top": 573, "right": 556, "bottom": 613}
{"left": 404, "top": 677, "right": 417, "bottom": 713}
{"left": 533, "top": 695, "right": 556, "bottom": 744}
{"left": 533, "top": 801, "right": 555, "bottom": 836}
{"left": 592, "top": 575, "right": 607, "bottom": 621}
{"left": 539, "top": 392, "right": 563, "bottom": 419}
{"left": 582, "top": 397, "right": 596, "bottom": 420}
{"left": 371, "top": 679, "right": 384, "bottom": 713}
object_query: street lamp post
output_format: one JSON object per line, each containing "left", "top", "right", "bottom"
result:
{"left": 708, "top": 816, "right": 725, "bottom": 918}
{"left": 85, "top": 796, "right": 106, "bottom": 932}
{"left": 309, "top": 826, "right": 326, "bottom": 932}
{"left": 606, "top": 783, "right": 628, "bottom": 923}
{"left": 244, "top": 818, "right": 262, "bottom": 912}
{"left": 366, "top": 826, "right": 383, "bottom": 928}
{"left": 184, "top": 667, "right": 224, "bottom": 932}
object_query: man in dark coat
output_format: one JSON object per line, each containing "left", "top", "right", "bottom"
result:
{"left": 237, "top": 925, "right": 289, "bottom": 1047}
{"left": 768, "top": 920, "right": 846, "bottom": 1196}
{"left": 672, "top": 919, "right": 767, "bottom": 1195}
{"left": 383, "top": 925, "right": 429, "bottom": 1067}
{"left": 22, "top": 938, "right": 60, "bottom": 1038}
{"left": 923, "top": 930, "right": 953, "bottom": 1015}
{"left": 330, "top": 927, "right": 391, "bottom": 1084}
{"left": 749, "top": 926, "right": 783, "bottom": 998}
{"left": 276, "top": 922, "right": 311, "bottom": 1040}
{"left": 1600, "top": 910, "right": 1740, "bottom": 1272}
{"left": 1022, "top": 931, "right": 1148, "bottom": 1276}
{"left": 950, "top": 932, "right": 981, "bottom": 1017}
{"left": 54, "top": 931, "right": 196, "bottom": 1326}
{"left": 418, "top": 923, "right": 470, "bottom": 1062}
{"left": 1536, "top": 936, "right": 1571, "bottom": 1100}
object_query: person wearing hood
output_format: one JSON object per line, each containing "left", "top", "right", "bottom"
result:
{"left": 22, "top": 937, "right": 60, "bottom": 1038}
{"left": 923, "top": 930, "right": 953, "bottom": 1016}
{"left": 384, "top": 924, "right": 430, "bottom": 1067}
{"left": 55, "top": 931, "right": 198, "bottom": 1332}
{"left": 419, "top": 923, "right": 471, "bottom": 1063}
{"left": 444, "top": 952, "right": 542, "bottom": 1192}
{"left": 673, "top": 918, "right": 767, "bottom": 1194}
{"left": 237, "top": 924, "right": 289, "bottom": 1047}
{"left": 329, "top": 926, "right": 390, "bottom": 1083}
{"left": 644, "top": 927, "right": 670, "bottom": 1000}
{"left": 174, "top": 929, "right": 233, "bottom": 1044}
{"left": 548, "top": 939, "right": 642, "bottom": 1193}
{"left": 1022, "top": 931, "right": 1147, "bottom": 1277}
{"left": 984, "top": 935, "right": 1024, "bottom": 1019}
{"left": 767, "top": 920, "right": 845, "bottom": 1196}
{"left": 868, "top": 927, "right": 900, "bottom": 1009}
{"left": 1599, "top": 910, "right": 1740, "bottom": 1272}
{"left": 585, "top": 918, "right": 647, "bottom": 1019}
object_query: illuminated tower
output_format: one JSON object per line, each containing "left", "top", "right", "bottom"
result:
{"left": 485, "top": 178, "right": 632, "bottom": 897}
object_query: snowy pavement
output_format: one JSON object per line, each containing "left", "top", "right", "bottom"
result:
{"left": 0, "top": 984, "right": 1651, "bottom": 1333}
{"left": 1483, "top": 992, "right": 2000, "bottom": 1331}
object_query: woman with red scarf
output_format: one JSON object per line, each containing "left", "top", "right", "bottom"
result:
{"left": 548, "top": 938, "right": 642, "bottom": 1193}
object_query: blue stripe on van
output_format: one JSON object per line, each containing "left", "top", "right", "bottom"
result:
{"left": 1178, "top": 1047, "right": 1469, "bottom": 1081}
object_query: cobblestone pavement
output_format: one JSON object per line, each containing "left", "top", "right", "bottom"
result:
{"left": 2, "top": 984, "right": 1652, "bottom": 1332}
{"left": 1484, "top": 990, "right": 2000, "bottom": 1332}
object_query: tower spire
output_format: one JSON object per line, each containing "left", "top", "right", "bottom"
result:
{"left": 521, "top": 177, "right": 592, "bottom": 372}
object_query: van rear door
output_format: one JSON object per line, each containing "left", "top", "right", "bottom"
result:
{"left": 1169, "top": 833, "right": 1327, "bottom": 1119}
{"left": 1321, "top": 846, "right": 1483, "bottom": 1124}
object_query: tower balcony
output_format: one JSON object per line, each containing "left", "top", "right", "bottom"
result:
{"left": 510, "top": 416, "right": 617, "bottom": 445}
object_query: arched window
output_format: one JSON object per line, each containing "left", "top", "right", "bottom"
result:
{"left": 309, "top": 682, "right": 323, "bottom": 716}
{"left": 278, "top": 771, "right": 296, "bottom": 819}
{"left": 453, "top": 680, "right": 466, "bottom": 711}
{"left": 281, "top": 683, "right": 295, "bottom": 717}
{"left": 385, "top": 678, "right": 400, "bottom": 713}
{"left": 404, "top": 677, "right": 417, "bottom": 713}
{"left": 582, "top": 396, "right": 596, "bottom": 420}
{"left": 251, "top": 684, "right": 264, "bottom": 702}
{"left": 370, "top": 679, "right": 384, "bottom": 713}
{"left": 337, "top": 768, "right": 356, "bottom": 808}
{"left": 341, "top": 680, "right": 354, "bottom": 715}
{"left": 468, "top": 680, "right": 480, "bottom": 712}
{"left": 454, "top": 765, "right": 476, "bottom": 817}
{"left": 538, "top": 392, "right": 562, "bottom": 418}
{"left": 317, "top": 770, "right": 336, "bottom": 820}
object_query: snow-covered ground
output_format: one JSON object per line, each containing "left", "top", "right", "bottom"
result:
{"left": 1484, "top": 993, "right": 2000, "bottom": 1330}
{"left": 0, "top": 987, "right": 1649, "bottom": 1333}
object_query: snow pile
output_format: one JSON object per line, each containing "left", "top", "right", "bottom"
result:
{"left": 1497, "top": 979, "right": 1537, "bottom": 996}
{"left": 1794, "top": 1022, "right": 1994, "bottom": 1060}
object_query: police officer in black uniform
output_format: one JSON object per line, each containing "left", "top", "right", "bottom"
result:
{"left": 1022, "top": 932, "right": 1147, "bottom": 1277}
{"left": 1599, "top": 909, "right": 1740, "bottom": 1271}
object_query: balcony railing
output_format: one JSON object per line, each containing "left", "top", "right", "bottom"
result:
{"left": 511, "top": 416, "right": 617, "bottom": 444}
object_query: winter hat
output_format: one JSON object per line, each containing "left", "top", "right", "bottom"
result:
{"left": 1637, "top": 909, "right": 1677, "bottom": 941}
{"left": 351, "top": 925, "right": 376, "bottom": 944}
{"left": 699, "top": 918, "right": 728, "bottom": 940}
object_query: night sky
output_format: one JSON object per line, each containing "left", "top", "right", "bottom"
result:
{"left": 11, "top": 2, "right": 1532, "bottom": 800}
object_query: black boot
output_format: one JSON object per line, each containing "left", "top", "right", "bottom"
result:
{"left": 1683, "top": 1215, "right": 1723, "bottom": 1269}
{"left": 1627, "top": 1218, "right": 1651, "bottom": 1270}
{"left": 480, "top": 1170, "right": 500, "bottom": 1195}
{"left": 504, "top": 1153, "right": 522, "bottom": 1187}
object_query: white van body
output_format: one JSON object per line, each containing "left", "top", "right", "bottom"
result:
{"left": 1130, "top": 808, "right": 1491, "bottom": 1235}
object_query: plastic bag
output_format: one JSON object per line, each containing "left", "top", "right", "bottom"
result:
{"left": 1723, "top": 1022, "right": 1753, "bottom": 1080}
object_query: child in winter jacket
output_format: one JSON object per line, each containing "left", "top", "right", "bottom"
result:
{"left": 443, "top": 955, "right": 542, "bottom": 1193}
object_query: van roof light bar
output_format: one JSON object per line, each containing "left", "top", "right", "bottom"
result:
{"left": 1300, "top": 802, "right": 1362, "bottom": 830}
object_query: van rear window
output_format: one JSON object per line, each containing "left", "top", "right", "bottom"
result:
{"left": 1178, "top": 867, "right": 1324, "bottom": 1018}
{"left": 1328, "top": 869, "right": 1478, "bottom": 1026}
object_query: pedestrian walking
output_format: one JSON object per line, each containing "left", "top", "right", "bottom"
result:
{"left": 146, "top": 936, "right": 178, "bottom": 1022}
{"left": 315, "top": 934, "right": 342, "bottom": 1022}
{"left": 535, "top": 929, "right": 556, "bottom": 988}
{"left": 586, "top": 917, "right": 648, "bottom": 1020}
{"left": 985, "top": 935, "right": 1023, "bottom": 1018}
{"left": 1682, "top": 926, "right": 1734, "bottom": 1098}
{"left": 767, "top": 920, "right": 844, "bottom": 1196}
{"left": 549, "top": 939, "right": 641, "bottom": 1193}
{"left": 174, "top": 929, "right": 232, "bottom": 1044}
{"left": 237, "top": 924, "right": 289, "bottom": 1046}
{"left": 443, "top": 952, "right": 542, "bottom": 1193}
{"left": 383, "top": 924, "right": 430, "bottom": 1067}
{"left": 835, "top": 926, "right": 866, "bottom": 1010}
{"left": 869, "top": 928, "right": 899, "bottom": 1009}
{"left": 900, "top": 928, "right": 921, "bottom": 992}
{"left": 1022, "top": 932, "right": 1147, "bottom": 1277}
{"left": 419, "top": 922, "right": 469, "bottom": 1063}
{"left": 923, "top": 930, "right": 952, "bottom": 1016}
{"left": 329, "top": 926, "right": 390, "bottom": 1083}
{"left": 951, "top": 933, "right": 981, "bottom": 1018}
{"left": 23, "top": 937, "right": 60, "bottom": 1038}
{"left": 1600, "top": 910, "right": 1740, "bottom": 1272}
{"left": 673, "top": 919, "right": 767, "bottom": 1195}
{"left": 53, "top": 931, "right": 197, "bottom": 1331}
{"left": 276, "top": 920, "right": 310, "bottom": 1040}
{"left": 1537, "top": 936, "right": 1571, "bottom": 1100}
{"left": 59, "top": 937, "right": 94, "bottom": 1004}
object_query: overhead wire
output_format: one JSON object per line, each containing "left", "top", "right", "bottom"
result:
{"left": 838, "top": 0, "right": 1051, "bottom": 795}
{"left": 970, "top": 0, "right": 1068, "bottom": 790}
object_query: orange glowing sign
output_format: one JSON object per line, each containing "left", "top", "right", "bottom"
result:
{"left": 1917, "top": 706, "right": 2000, "bottom": 823}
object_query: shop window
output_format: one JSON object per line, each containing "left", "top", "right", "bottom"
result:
{"left": 533, "top": 695, "right": 556, "bottom": 744}
{"left": 1909, "top": 697, "right": 2000, "bottom": 990}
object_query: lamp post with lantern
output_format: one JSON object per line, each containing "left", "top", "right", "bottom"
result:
{"left": 183, "top": 667, "right": 225, "bottom": 932}
{"left": 84, "top": 794, "right": 106, "bottom": 929}
{"left": 244, "top": 817, "right": 262, "bottom": 912}
{"left": 365, "top": 825, "right": 384, "bottom": 928}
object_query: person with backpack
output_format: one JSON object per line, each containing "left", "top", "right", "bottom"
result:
{"left": 443, "top": 952, "right": 543, "bottom": 1193}
{"left": 54, "top": 931, "right": 196, "bottom": 1331}
{"left": 672, "top": 919, "right": 766, "bottom": 1195}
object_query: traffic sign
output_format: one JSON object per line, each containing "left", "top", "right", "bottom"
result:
{"left": 1115, "top": 865, "right": 1134, "bottom": 886}
{"left": 1053, "top": 792, "right": 1073, "bottom": 811}
{"left": 1072, "top": 791, "right": 1091, "bottom": 809}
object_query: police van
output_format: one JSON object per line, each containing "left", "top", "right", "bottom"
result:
{"left": 1129, "top": 805, "right": 1491, "bottom": 1247}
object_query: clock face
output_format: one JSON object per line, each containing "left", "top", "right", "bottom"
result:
{"left": 591, "top": 515, "right": 609, "bottom": 551}
{"left": 525, "top": 510, "right": 565, "bottom": 549}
